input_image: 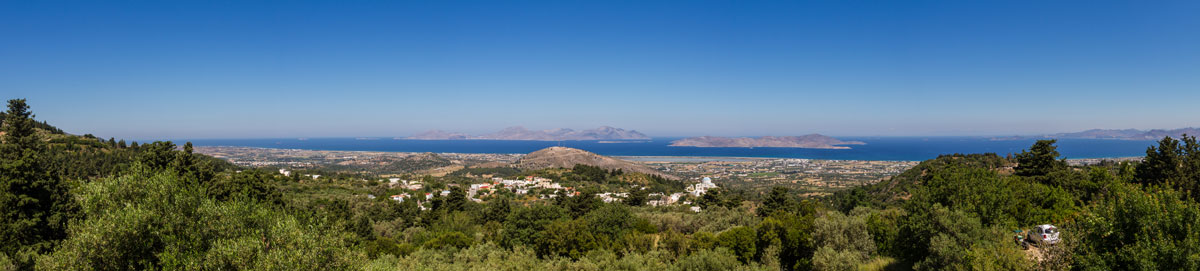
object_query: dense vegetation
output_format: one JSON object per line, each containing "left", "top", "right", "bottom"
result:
{"left": 3, "top": 98, "right": 1200, "bottom": 270}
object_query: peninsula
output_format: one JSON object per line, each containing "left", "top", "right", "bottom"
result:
{"left": 669, "top": 134, "right": 865, "bottom": 149}
{"left": 403, "top": 126, "right": 650, "bottom": 141}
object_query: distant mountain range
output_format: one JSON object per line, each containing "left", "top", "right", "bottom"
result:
{"left": 669, "top": 134, "right": 866, "bottom": 149}
{"left": 403, "top": 126, "right": 651, "bottom": 141}
{"left": 994, "top": 128, "right": 1200, "bottom": 141}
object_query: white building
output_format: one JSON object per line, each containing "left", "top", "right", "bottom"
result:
{"left": 468, "top": 183, "right": 493, "bottom": 199}
{"left": 687, "top": 177, "right": 719, "bottom": 197}
{"left": 670, "top": 193, "right": 685, "bottom": 204}
{"left": 490, "top": 177, "right": 567, "bottom": 195}
{"left": 596, "top": 192, "right": 629, "bottom": 203}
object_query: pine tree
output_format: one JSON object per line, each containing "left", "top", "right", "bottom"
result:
{"left": 1183, "top": 135, "right": 1200, "bottom": 199}
{"left": 624, "top": 188, "right": 648, "bottom": 206}
{"left": 1139, "top": 135, "right": 1200, "bottom": 200}
{"left": 1014, "top": 139, "right": 1066, "bottom": 176}
{"left": 757, "top": 186, "right": 797, "bottom": 217}
{"left": 443, "top": 186, "right": 467, "bottom": 212}
{"left": 140, "top": 141, "right": 176, "bottom": 170}
{"left": 482, "top": 196, "right": 511, "bottom": 223}
{"left": 1136, "top": 136, "right": 1182, "bottom": 185}
{"left": 171, "top": 142, "right": 194, "bottom": 173}
{"left": 0, "top": 99, "right": 75, "bottom": 265}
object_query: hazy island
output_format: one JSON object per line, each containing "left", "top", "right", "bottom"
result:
{"left": 669, "top": 134, "right": 866, "bottom": 149}
{"left": 993, "top": 127, "right": 1200, "bottom": 141}
{"left": 403, "top": 126, "right": 650, "bottom": 141}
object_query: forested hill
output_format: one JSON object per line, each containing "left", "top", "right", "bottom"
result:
{"left": 831, "top": 138, "right": 1200, "bottom": 270}
{"left": 0, "top": 111, "right": 64, "bottom": 135}
{"left": 1, "top": 103, "right": 231, "bottom": 181}
{"left": 837, "top": 153, "right": 1014, "bottom": 207}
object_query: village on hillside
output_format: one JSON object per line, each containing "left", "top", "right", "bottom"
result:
{"left": 195, "top": 146, "right": 923, "bottom": 207}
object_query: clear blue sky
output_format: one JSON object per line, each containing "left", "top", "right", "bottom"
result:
{"left": 2, "top": 1, "right": 1198, "bottom": 140}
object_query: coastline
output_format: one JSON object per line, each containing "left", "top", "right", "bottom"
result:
{"left": 193, "top": 145, "right": 1146, "bottom": 163}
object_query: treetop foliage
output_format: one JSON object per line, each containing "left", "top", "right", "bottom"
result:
{"left": 1015, "top": 139, "right": 1068, "bottom": 177}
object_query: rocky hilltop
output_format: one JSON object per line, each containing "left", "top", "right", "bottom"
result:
{"left": 995, "top": 127, "right": 1200, "bottom": 141}
{"left": 669, "top": 134, "right": 865, "bottom": 149}
{"left": 405, "top": 126, "right": 650, "bottom": 141}
{"left": 517, "top": 147, "right": 679, "bottom": 180}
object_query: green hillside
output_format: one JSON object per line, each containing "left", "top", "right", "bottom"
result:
{"left": 3, "top": 98, "right": 1199, "bottom": 270}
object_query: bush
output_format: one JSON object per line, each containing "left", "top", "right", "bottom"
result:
{"left": 365, "top": 237, "right": 415, "bottom": 258}
{"left": 423, "top": 231, "right": 473, "bottom": 250}
{"left": 36, "top": 165, "right": 365, "bottom": 270}
{"left": 366, "top": 243, "right": 554, "bottom": 271}
{"left": 502, "top": 205, "right": 566, "bottom": 248}
{"left": 535, "top": 219, "right": 597, "bottom": 259}
{"left": 691, "top": 231, "right": 718, "bottom": 252}
{"left": 899, "top": 204, "right": 984, "bottom": 270}
{"left": 716, "top": 226, "right": 757, "bottom": 263}
{"left": 813, "top": 246, "right": 864, "bottom": 271}
{"left": 811, "top": 210, "right": 875, "bottom": 271}
{"left": 0, "top": 253, "right": 16, "bottom": 271}
{"left": 1072, "top": 183, "right": 1200, "bottom": 270}
{"left": 862, "top": 207, "right": 906, "bottom": 257}
{"left": 675, "top": 248, "right": 742, "bottom": 271}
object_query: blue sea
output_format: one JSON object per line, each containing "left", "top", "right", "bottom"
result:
{"left": 181, "top": 137, "right": 1159, "bottom": 161}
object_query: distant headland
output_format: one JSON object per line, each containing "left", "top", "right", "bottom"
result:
{"left": 993, "top": 127, "right": 1200, "bottom": 141}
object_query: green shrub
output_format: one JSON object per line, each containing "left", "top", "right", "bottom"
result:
{"left": 812, "top": 210, "right": 875, "bottom": 271}
{"left": 423, "top": 231, "right": 473, "bottom": 250}
{"left": 1072, "top": 183, "right": 1200, "bottom": 270}
{"left": 716, "top": 226, "right": 756, "bottom": 263}
{"left": 36, "top": 166, "right": 364, "bottom": 270}
{"left": 675, "top": 248, "right": 742, "bottom": 271}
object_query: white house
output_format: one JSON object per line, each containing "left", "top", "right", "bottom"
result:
{"left": 687, "top": 177, "right": 718, "bottom": 197}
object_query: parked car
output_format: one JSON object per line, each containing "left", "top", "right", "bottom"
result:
{"left": 1027, "top": 224, "right": 1060, "bottom": 245}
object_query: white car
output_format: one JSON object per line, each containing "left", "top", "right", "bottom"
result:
{"left": 1027, "top": 224, "right": 1060, "bottom": 245}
